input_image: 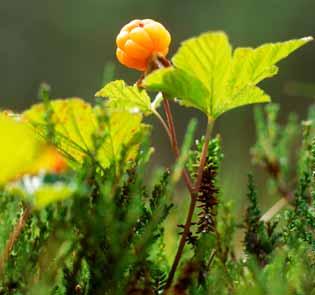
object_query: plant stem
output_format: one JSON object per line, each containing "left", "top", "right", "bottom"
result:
{"left": 162, "top": 99, "right": 194, "bottom": 194}
{"left": 146, "top": 55, "right": 215, "bottom": 290}
{"left": 260, "top": 162, "right": 294, "bottom": 222}
{"left": 152, "top": 109, "right": 173, "bottom": 145}
{"left": 260, "top": 198, "right": 288, "bottom": 222}
{"left": 260, "top": 190, "right": 294, "bottom": 222}
{"left": 0, "top": 206, "right": 31, "bottom": 275}
{"left": 194, "top": 120, "right": 214, "bottom": 190}
{"left": 146, "top": 55, "right": 194, "bottom": 194}
{"left": 164, "top": 197, "right": 197, "bottom": 293}
{"left": 164, "top": 119, "right": 214, "bottom": 292}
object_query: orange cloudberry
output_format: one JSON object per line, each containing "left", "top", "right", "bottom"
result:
{"left": 116, "top": 19, "right": 171, "bottom": 71}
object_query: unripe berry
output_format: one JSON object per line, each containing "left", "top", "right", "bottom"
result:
{"left": 116, "top": 19, "right": 171, "bottom": 71}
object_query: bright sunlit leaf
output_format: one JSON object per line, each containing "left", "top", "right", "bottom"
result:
{"left": 24, "top": 98, "right": 148, "bottom": 169}
{"left": 95, "top": 80, "right": 153, "bottom": 115}
{"left": 0, "top": 113, "right": 66, "bottom": 185}
{"left": 144, "top": 32, "right": 313, "bottom": 119}
{"left": 24, "top": 98, "right": 98, "bottom": 163}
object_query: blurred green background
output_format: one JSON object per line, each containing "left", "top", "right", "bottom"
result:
{"left": 1, "top": 0, "right": 314, "bottom": 212}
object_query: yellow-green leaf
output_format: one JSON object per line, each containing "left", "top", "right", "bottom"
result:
{"left": 96, "top": 111, "right": 147, "bottom": 168}
{"left": 144, "top": 32, "right": 313, "bottom": 119}
{"left": 24, "top": 98, "right": 98, "bottom": 162}
{"left": 172, "top": 31, "right": 232, "bottom": 116}
{"left": 0, "top": 113, "right": 65, "bottom": 185}
{"left": 0, "top": 113, "right": 41, "bottom": 184}
{"left": 96, "top": 80, "right": 153, "bottom": 115}
{"left": 143, "top": 68, "right": 209, "bottom": 114}
{"left": 24, "top": 98, "right": 147, "bottom": 169}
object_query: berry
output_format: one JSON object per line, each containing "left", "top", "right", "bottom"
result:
{"left": 116, "top": 19, "right": 171, "bottom": 71}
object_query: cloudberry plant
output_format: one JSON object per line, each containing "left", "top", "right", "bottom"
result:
{"left": 0, "top": 19, "right": 314, "bottom": 295}
{"left": 116, "top": 19, "right": 171, "bottom": 71}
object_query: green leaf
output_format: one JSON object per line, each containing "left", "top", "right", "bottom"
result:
{"left": 95, "top": 80, "right": 153, "bottom": 115}
{"left": 172, "top": 31, "right": 232, "bottom": 116}
{"left": 24, "top": 98, "right": 147, "bottom": 169}
{"left": 24, "top": 98, "right": 98, "bottom": 163}
{"left": 96, "top": 111, "right": 147, "bottom": 168}
{"left": 143, "top": 68, "right": 209, "bottom": 114}
{"left": 144, "top": 32, "right": 313, "bottom": 119}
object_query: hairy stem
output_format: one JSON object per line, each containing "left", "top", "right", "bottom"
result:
{"left": 0, "top": 206, "right": 31, "bottom": 275}
{"left": 164, "top": 120, "right": 214, "bottom": 291}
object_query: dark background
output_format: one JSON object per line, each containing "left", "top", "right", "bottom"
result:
{"left": 1, "top": 0, "right": 315, "bottom": 211}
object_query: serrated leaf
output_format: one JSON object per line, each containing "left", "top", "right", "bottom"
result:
{"left": 216, "top": 86, "right": 270, "bottom": 116}
{"left": 96, "top": 111, "right": 147, "bottom": 168}
{"left": 95, "top": 80, "right": 153, "bottom": 115}
{"left": 23, "top": 98, "right": 147, "bottom": 169}
{"left": 0, "top": 113, "right": 65, "bottom": 185}
{"left": 172, "top": 31, "right": 232, "bottom": 116}
{"left": 143, "top": 68, "right": 209, "bottom": 113}
{"left": 24, "top": 98, "right": 98, "bottom": 162}
{"left": 144, "top": 32, "right": 313, "bottom": 119}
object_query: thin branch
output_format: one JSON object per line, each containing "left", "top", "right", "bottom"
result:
{"left": 162, "top": 99, "right": 194, "bottom": 194}
{"left": 164, "top": 197, "right": 197, "bottom": 292}
{"left": 164, "top": 119, "right": 214, "bottom": 291}
{"left": 260, "top": 190, "right": 294, "bottom": 222}
{"left": 259, "top": 159, "right": 294, "bottom": 222}
{"left": 260, "top": 198, "right": 288, "bottom": 222}
{"left": 152, "top": 109, "right": 173, "bottom": 144}
{"left": 0, "top": 206, "right": 31, "bottom": 275}
{"left": 207, "top": 249, "right": 217, "bottom": 271}
{"left": 145, "top": 55, "right": 216, "bottom": 291}
{"left": 147, "top": 55, "right": 194, "bottom": 194}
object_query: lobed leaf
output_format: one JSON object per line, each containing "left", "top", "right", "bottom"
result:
{"left": 95, "top": 80, "right": 153, "bottom": 115}
{"left": 24, "top": 98, "right": 147, "bottom": 170}
{"left": 24, "top": 98, "right": 98, "bottom": 162}
{"left": 143, "top": 68, "right": 209, "bottom": 113}
{"left": 144, "top": 32, "right": 313, "bottom": 119}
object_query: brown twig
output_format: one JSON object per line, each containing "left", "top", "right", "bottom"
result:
{"left": 145, "top": 55, "right": 215, "bottom": 291}
{"left": 260, "top": 160, "right": 294, "bottom": 222}
{"left": 148, "top": 55, "right": 194, "bottom": 193}
{"left": 162, "top": 99, "right": 194, "bottom": 194}
{"left": 164, "top": 120, "right": 214, "bottom": 291}
{"left": 260, "top": 188, "right": 294, "bottom": 222}
{"left": 0, "top": 206, "right": 31, "bottom": 275}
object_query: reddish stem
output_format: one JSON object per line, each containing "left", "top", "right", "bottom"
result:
{"left": 0, "top": 206, "right": 31, "bottom": 275}
{"left": 162, "top": 99, "right": 194, "bottom": 194}
{"left": 146, "top": 55, "right": 215, "bottom": 291}
{"left": 164, "top": 120, "right": 213, "bottom": 292}
{"left": 148, "top": 55, "right": 194, "bottom": 194}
